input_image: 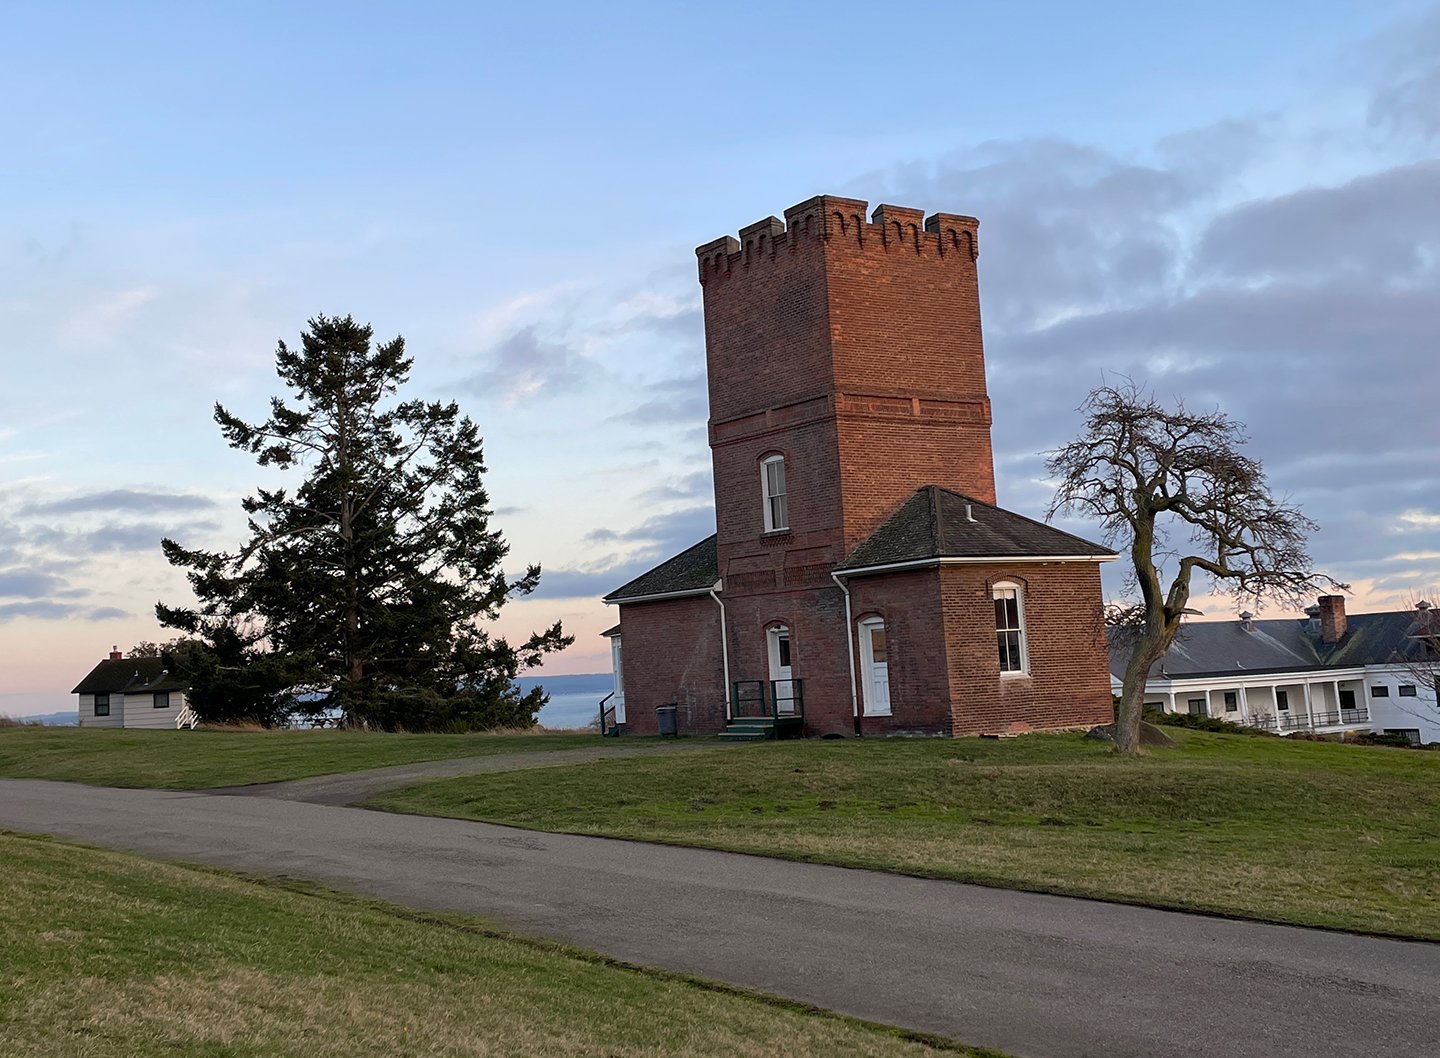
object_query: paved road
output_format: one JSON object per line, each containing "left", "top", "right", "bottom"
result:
{"left": 207, "top": 741, "right": 713, "bottom": 806}
{"left": 2, "top": 779, "right": 1436, "bottom": 1058}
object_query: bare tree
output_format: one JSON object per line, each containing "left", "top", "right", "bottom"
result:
{"left": 1047, "top": 381, "right": 1344, "bottom": 755}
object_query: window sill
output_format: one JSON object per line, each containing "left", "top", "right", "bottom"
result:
{"left": 998, "top": 671, "right": 1031, "bottom": 680}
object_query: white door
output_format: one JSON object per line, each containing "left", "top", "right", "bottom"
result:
{"left": 767, "top": 625, "right": 795, "bottom": 714}
{"left": 610, "top": 636, "right": 626, "bottom": 723}
{"left": 860, "top": 618, "right": 891, "bottom": 716}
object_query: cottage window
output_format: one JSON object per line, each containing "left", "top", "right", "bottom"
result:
{"left": 1370, "top": 684, "right": 1390, "bottom": 698}
{"left": 760, "top": 455, "right": 788, "bottom": 532}
{"left": 1223, "top": 691, "right": 1238, "bottom": 712}
{"left": 1276, "top": 690, "right": 1290, "bottom": 711}
{"left": 992, "top": 582, "right": 1028, "bottom": 675}
{"left": 1187, "top": 698, "right": 1206, "bottom": 716}
{"left": 1398, "top": 684, "right": 1418, "bottom": 697}
{"left": 153, "top": 691, "right": 170, "bottom": 709}
{"left": 94, "top": 694, "right": 110, "bottom": 717}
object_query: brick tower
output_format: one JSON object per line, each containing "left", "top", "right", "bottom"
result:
{"left": 605, "top": 195, "right": 1115, "bottom": 739}
{"left": 697, "top": 197, "right": 999, "bottom": 733}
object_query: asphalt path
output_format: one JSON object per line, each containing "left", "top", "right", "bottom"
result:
{"left": 2, "top": 778, "right": 1436, "bottom": 1058}
{"left": 206, "top": 741, "right": 715, "bottom": 805}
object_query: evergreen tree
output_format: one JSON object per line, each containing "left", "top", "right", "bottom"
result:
{"left": 157, "top": 315, "right": 571, "bottom": 730}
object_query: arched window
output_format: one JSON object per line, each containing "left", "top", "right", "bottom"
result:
{"left": 992, "top": 581, "right": 1029, "bottom": 675}
{"left": 760, "top": 454, "right": 788, "bottom": 532}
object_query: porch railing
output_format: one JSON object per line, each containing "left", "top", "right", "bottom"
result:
{"left": 1312, "top": 708, "right": 1370, "bottom": 726}
{"left": 1249, "top": 708, "right": 1370, "bottom": 731}
{"left": 730, "top": 679, "right": 805, "bottom": 721}
{"left": 598, "top": 692, "right": 620, "bottom": 737}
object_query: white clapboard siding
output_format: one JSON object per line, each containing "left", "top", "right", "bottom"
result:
{"left": 78, "top": 692, "right": 124, "bottom": 729}
{"left": 122, "top": 690, "right": 189, "bottom": 730}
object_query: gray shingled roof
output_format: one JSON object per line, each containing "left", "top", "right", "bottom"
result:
{"left": 837, "top": 486, "right": 1114, "bottom": 571}
{"left": 71, "top": 657, "right": 189, "bottom": 695}
{"left": 604, "top": 534, "right": 718, "bottom": 602}
{"left": 1108, "top": 609, "right": 1436, "bottom": 681}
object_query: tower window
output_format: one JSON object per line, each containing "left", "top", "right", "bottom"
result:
{"left": 761, "top": 455, "right": 788, "bottom": 532}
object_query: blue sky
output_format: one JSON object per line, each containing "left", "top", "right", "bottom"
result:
{"left": 4, "top": 1, "right": 1439, "bottom": 715}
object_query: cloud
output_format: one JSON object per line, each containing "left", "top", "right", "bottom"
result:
{"left": 1398, "top": 511, "right": 1440, "bottom": 531}
{"left": 29, "top": 521, "right": 214, "bottom": 555}
{"left": 529, "top": 505, "right": 716, "bottom": 600}
{"left": 0, "top": 600, "right": 129, "bottom": 622}
{"left": 21, "top": 488, "right": 219, "bottom": 516}
{"left": 1193, "top": 161, "right": 1440, "bottom": 283}
{"left": 611, "top": 371, "right": 708, "bottom": 428}
{"left": 864, "top": 138, "right": 1203, "bottom": 334}
{"left": 1367, "top": 7, "right": 1440, "bottom": 142}
{"left": 463, "top": 325, "right": 599, "bottom": 404}
{"left": 0, "top": 569, "right": 80, "bottom": 599}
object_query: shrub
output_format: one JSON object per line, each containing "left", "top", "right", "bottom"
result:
{"left": 1142, "top": 708, "right": 1274, "bottom": 736}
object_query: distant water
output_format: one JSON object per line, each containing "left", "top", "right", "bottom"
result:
{"left": 526, "top": 673, "right": 612, "bottom": 730}
{"left": 537, "top": 691, "right": 608, "bottom": 729}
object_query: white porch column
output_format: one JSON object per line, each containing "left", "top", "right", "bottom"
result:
{"left": 1239, "top": 684, "right": 1251, "bottom": 724}
{"left": 1303, "top": 682, "right": 1314, "bottom": 728}
{"left": 1271, "top": 685, "right": 1281, "bottom": 730}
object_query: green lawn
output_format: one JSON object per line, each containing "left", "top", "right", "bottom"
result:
{"left": 0, "top": 726, "right": 601, "bottom": 789}
{"left": 371, "top": 730, "right": 1440, "bottom": 940}
{"left": 0, "top": 832, "right": 980, "bottom": 1058}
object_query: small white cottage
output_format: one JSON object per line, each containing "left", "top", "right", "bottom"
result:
{"left": 72, "top": 648, "right": 194, "bottom": 729}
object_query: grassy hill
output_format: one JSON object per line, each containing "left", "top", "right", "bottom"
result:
{"left": 0, "top": 832, "right": 981, "bottom": 1058}
{"left": 0, "top": 727, "right": 599, "bottom": 789}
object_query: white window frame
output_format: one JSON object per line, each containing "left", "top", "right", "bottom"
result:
{"left": 760, "top": 454, "right": 789, "bottom": 533}
{"left": 992, "top": 580, "right": 1029, "bottom": 676}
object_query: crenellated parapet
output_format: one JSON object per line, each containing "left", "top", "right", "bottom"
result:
{"left": 696, "top": 195, "right": 979, "bottom": 284}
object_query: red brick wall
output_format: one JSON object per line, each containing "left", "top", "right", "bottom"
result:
{"left": 939, "top": 563, "right": 1114, "bottom": 736}
{"left": 720, "top": 581, "right": 854, "bottom": 736}
{"left": 847, "top": 569, "right": 951, "bottom": 735}
{"left": 617, "top": 595, "right": 726, "bottom": 735}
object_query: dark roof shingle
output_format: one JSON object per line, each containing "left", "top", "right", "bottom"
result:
{"left": 837, "top": 486, "right": 1114, "bottom": 571}
{"left": 604, "top": 535, "right": 718, "bottom": 603}
{"left": 1108, "top": 609, "right": 1435, "bottom": 681}
{"left": 71, "top": 657, "right": 188, "bottom": 695}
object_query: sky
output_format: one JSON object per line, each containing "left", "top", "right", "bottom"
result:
{"left": 3, "top": 1, "right": 1439, "bottom": 716}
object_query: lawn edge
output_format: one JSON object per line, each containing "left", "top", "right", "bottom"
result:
{"left": 361, "top": 801, "right": 1440, "bottom": 945}
{"left": 0, "top": 828, "right": 1007, "bottom": 1058}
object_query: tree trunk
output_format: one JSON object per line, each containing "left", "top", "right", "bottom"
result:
{"left": 1116, "top": 637, "right": 1165, "bottom": 754}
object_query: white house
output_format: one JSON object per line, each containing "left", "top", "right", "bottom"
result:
{"left": 72, "top": 647, "right": 196, "bottom": 729}
{"left": 1109, "top": 596, "right": 1440, "bottom": 745}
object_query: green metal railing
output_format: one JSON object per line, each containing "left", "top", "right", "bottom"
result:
{"left": 730, "top": 679, "right": 804, "bottom": 721}
{"left": 598, "top": 692, "right": 620, "bottom": 737}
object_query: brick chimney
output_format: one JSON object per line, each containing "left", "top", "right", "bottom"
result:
{"left": 1317, "top": 596, "right": 1347, "bottom": 644}
{"left": 109, "top": 645, "right": 123, "bottom": 660}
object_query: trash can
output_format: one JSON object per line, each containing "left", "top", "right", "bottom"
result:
{"left": 656, "top": 704, "right": 679, "bottom": 737}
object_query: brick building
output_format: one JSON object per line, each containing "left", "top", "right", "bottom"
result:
{"left": 602, "top": 195, "right": 1116, "bottom": 739}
